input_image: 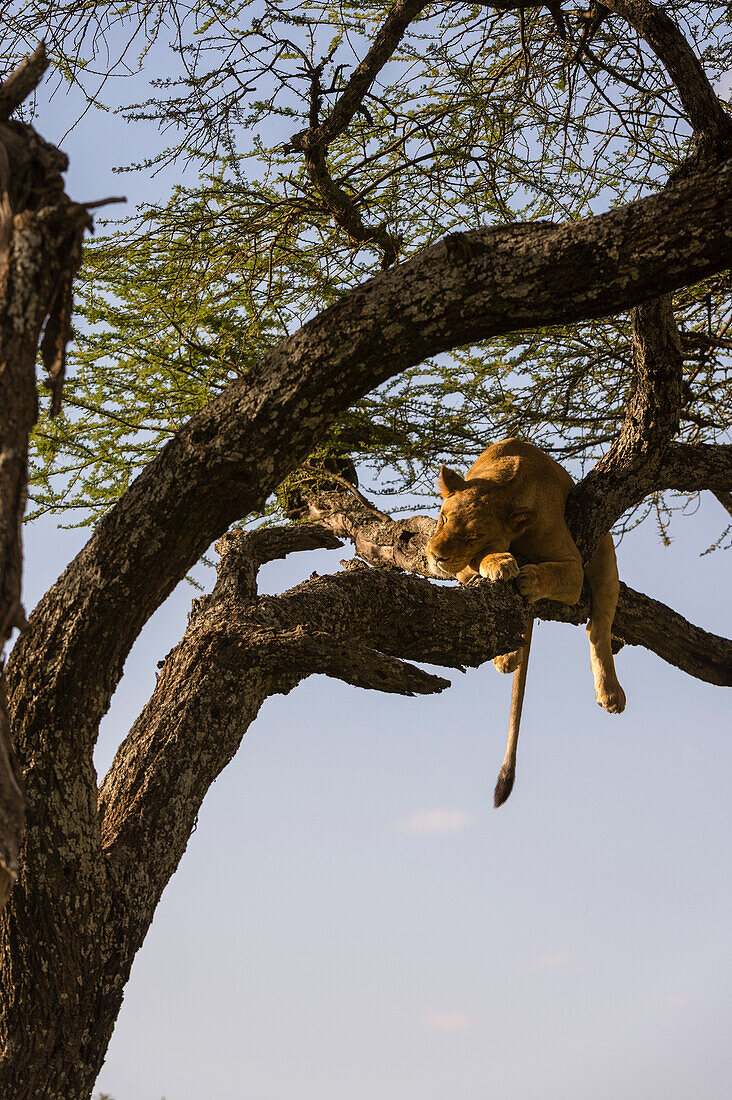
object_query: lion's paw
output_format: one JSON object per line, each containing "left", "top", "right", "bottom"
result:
{"left": 596, "top": 682, "right": 626, "bottom": 714}
{"left": 516, "top": 564, "right": 545, "bottom": 603}
{"left": 480, "top": 553, "right": 519, "bottom": 582}
{"left": 494, "top": 650, "right": 522, "bottom": 674}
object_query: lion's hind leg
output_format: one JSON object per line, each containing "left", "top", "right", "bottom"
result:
{"left": 584, "top": 534, "right": 626, "bottom": 714}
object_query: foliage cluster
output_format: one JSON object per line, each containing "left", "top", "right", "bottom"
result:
{"left": 6, "top": 1, "right": 730, "bottom": 533}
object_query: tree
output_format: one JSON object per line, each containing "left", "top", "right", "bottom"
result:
{"left": 0, "top": 3, "right": 730, "bottom": 1096}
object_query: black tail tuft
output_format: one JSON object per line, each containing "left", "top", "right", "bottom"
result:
{"left": 493, "top": 764, "right": 515, "bottom": 808}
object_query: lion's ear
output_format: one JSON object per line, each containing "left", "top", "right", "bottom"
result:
{"left": 508, "top": 508, "right": 536, "bottom": 534}
{"left": 436, "top": 465, "right": 467, "bottom": 497}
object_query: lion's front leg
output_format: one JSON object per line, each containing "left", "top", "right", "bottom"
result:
{"left": 478, "top": 551, "right": 519, "bottom": 582}
{"left": 515, "top": 560, "right": 583, "bottom": 604}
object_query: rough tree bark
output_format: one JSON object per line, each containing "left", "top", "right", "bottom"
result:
{"left": 0, "top": 5, "right": 730, "bottom": 1095}
{"left": 565, "top": 295, "right": 684, "bottom": 560}
{"left": 0, "top": 44, "right": 89, "bottom": 910}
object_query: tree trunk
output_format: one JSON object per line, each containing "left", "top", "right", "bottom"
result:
{"left": 0, "top": 46, "right": 89, "bottom": 911}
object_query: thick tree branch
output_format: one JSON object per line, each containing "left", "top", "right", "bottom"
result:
{"left": 246, "top": 520, "right": 344, "bottom": 565}
{"left": 566, "top": 295, "right": 683, "bottom": 561}
{"left": 192, "top": 521, "right": 344, "bottom": 614}
{"left": 297, "top": 487, "right": 436, "bottom": 576}
{"left": 200, "top": 523, "right": 447, "bottom": 701}
{"left": 270, "top": 626, "right": 451, "bottom": 696}
{"left": 534, "top": 581, "right": 732, "bottom": 685}
{"left": 614, "top": 584, "right": 732, "bottom": 686}
{"left": 655, "top": 443, "right": 732, "bottom": 495}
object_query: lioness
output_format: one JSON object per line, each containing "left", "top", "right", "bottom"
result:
{"left": 426, "top": 438, "right": 625, "bottom": 805}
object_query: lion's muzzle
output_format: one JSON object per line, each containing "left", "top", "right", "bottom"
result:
{"left": 426, "top": 547, "right": 463, "bottom": 577}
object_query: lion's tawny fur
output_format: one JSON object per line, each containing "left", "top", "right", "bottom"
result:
{"left": 426, "top": 439, "right": 626, "bottom": 805}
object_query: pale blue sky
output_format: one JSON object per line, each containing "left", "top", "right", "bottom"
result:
{"left": 20, "top": 41, "right": 732, "bottom": 1100}
{"left": 24, "top": 502, "right": 732, "bottom": 1100}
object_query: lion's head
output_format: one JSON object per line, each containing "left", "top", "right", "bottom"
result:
{"left": 426, "top": 459, "right": 535, "bottom": 576}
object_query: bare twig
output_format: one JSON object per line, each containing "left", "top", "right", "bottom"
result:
{"left": 78, "top": 196, "right": 127, "bottom": 210}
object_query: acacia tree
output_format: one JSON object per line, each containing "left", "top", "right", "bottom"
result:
{"left": 0, "top": 2, "right": 731, "bottom": 1096}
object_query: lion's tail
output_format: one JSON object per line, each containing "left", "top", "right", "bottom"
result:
{"left": 494, "top": 617, "right": 533, "bottom": 807}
